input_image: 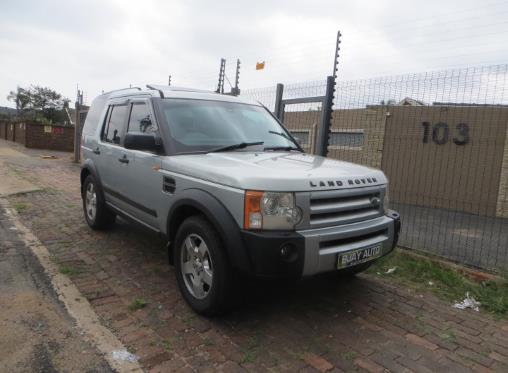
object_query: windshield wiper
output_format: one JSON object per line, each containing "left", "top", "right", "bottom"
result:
{"left": 269, "top": 130, "right": 293, "bottom": 141}
{"left": 264, "top": 145, "right": 301, "bottom": 152}
{"left": 208, "top": 141, "right": 264, "bottom": 153}
{"left": 267, "top": 130, "right": 301, "bottom": 151}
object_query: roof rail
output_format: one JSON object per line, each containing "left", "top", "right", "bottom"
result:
{"left": 146, "top": 84, "right": 164, "bottom": 98}
{"left": 102, "top": 87, "right": 142, "bottom": 95}
{"left": 167, "top": 86, "right": 214, "bottom": 94}
{"left": 146, "top": 84, "right": 216, "bottom": 98}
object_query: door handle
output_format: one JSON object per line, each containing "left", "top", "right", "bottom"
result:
{"left": 118, "top": 155, "right": 129, "bottom": 164}
{"left": 93, "top": 147, "right": 100, "bottom": 155}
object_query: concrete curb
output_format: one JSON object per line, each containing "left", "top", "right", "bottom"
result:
{"left": 1, "top": 199, "right": 144, "bottom": 373}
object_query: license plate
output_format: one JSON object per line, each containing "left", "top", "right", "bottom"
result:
{"left": 337, "top": 244, "right": 382, "bottom": 269}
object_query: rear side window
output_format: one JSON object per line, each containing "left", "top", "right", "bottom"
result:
{"left": 82, "top": 95, "right": 108, "bottom": 136}
{"left": 103, "top": 105, "right": 128, "bottom": 145}
{"left": 128, "top": 103, "right": 157, "bottom": 134}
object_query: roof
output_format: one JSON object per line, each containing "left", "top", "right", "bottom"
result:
{"left": 398, "top": 97, "right": 426, "bottom": 106}
{"left": 100, "top": 85, "right": 259, "bottom": 106}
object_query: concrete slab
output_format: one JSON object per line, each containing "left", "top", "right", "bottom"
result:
{"left": 0, "top": 160, "right": 39, "bottom": 197}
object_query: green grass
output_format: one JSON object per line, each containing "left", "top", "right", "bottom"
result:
{"left": 13, "top": 202, "right": 29, "bottom": 213}
{"left": 161, "top": 339, "right": 172, "bottom": 352}
{"left": 439, "top": 331, "right": 457, "bottom": 343}
{"left": 128, "top": 298, "right": 148, "bottom": 311}
{"left": 241, "top": 350, "right": 257, "bottom": 364}
{"left": 58, "top": 264, "right": 80, "bottom": 276}
{"left": 341, "top": 351, "right": 358, "bottom": 361}
{"left": 368, "top": 250, "right": 508, "bottom": 316}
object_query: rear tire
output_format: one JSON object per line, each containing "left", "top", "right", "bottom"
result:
{"left": 82, "top": 174, "right": 116, "bottom": 230}
{"left": 174, "top": 216, "right": 232, "bottom": 316}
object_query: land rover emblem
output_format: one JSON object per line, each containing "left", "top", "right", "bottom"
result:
{"left": 309, "top": 177, "right": 377, "bottom": 188}
{"left": 370, "top": 196, "right": 381, "bottom": 207}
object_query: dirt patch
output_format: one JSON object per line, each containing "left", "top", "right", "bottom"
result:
{"left": 0, "top": 292, "right": 111, "bottom": 372}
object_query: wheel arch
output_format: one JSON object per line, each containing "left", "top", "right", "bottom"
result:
{"left": 80, "top": 160, "right": 100, "bottom": 195}
{"left": 167, "top": 189, "right": 251, "bottom": 272}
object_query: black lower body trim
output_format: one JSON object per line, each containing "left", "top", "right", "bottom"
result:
{"left": 240, "top": 230, "right": 305, "bottom": 278}
{"left": 103, "top": 186, "right": 157, "bottom": 217}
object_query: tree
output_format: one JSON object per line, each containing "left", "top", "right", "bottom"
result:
{"left": 7, "top": 87, "right": 31, "bottom": 114}
{"left": 7, "top": 85, "right": 70, "bottom": 123}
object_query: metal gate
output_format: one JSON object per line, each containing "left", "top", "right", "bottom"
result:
{"left": 273, "top": 76, "right": 335, "bottom": 156}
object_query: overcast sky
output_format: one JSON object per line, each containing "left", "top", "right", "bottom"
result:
{"left": 1, "top": 0, "right": 507, "bottom": 107}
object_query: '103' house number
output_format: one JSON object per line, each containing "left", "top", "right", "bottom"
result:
{"left": 421, "top": 122, "right": 469, "bottom": 145}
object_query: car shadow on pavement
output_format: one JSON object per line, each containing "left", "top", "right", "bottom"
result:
{"left": 113, "top": 216, "right": 373, "bottom": 320}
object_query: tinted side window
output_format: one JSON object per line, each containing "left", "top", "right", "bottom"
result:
{"left": 103, "top": 105, "right": 128, "bottom": 144}
{"left": 128, "top": 103, "right": 157, "bottom": 134}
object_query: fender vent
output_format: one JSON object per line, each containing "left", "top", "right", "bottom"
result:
{"left": 163, "top": 176, "right": 176, "bottom": 194}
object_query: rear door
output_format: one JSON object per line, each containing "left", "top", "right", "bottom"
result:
{"left": 120, "top": 98, "right": 163, "bottom": 229}
{"left": 98, "top": 101, "right": 132, "bottom": 212}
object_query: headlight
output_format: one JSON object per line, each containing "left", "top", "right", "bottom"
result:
{"left": 244, "top": 191, "right": 302, "bottom": 230}
{"left": 383, "top": 185, "right": 389, "bottom": 214}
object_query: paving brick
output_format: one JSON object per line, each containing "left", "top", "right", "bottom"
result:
{"left": 143, "top": 352, "right": 173, "bottom": 369}
{"left": 354, "top": 358, "right": 386, "bottom": 373}
{"left": 396, "top": 356, "right": 435, "bottom": 373}
{"left": 436, "top": 357, "right": 475, "bottom": 373}
{"left": 488, "top": 351, "right": 508, "bottom": 364}
{"left": 95, "top": 270, "right": 109, "bottom": 280}
{"left": 405, "top": 333, "right": 439, "bottom": 351}
{"left": 122, "top": 329, "right": 151, "bottom": 344}
{"left": 456, "top": 348, "right": 495, "bottom": 368}
{"left": 149, "top": 357, "right": 186, "bottom": 373}
{"left": 424, "top": 332, "right": 459, "bottom": 351}
{"left": 221, "top": 360, "right": 246, "bottom": 373}
{"left": 303, "top": 352, "right": 334, "bottom": 372}
{"left": 370, "top": 352, "right": 410, "bottom": 372}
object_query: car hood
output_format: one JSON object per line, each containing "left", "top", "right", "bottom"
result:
{"left": 161, "top": 151, "right": 387, "bottom": 191}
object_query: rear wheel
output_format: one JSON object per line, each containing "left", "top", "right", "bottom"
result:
{"left": 174, "top": 216, "right": 232, "bottom": 315}
{"left": 82, "top": 175, "right": 116, "bottom": 230}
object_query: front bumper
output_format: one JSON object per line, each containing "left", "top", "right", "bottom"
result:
{"left": 240, "top": 210, "right": 400, "bottom": 278}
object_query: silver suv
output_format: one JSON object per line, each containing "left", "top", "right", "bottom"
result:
{"left": 80, "top": 85, "right": 401, "bottom": 315}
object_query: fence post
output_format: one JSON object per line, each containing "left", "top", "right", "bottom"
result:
{"left": 74, "top": 102, "right": 80, "bottom": 163}
{"left": 274, "top": 83, "right": 284, "bottom": 120}
{"left": 317, "top": 75, "right": 335, "bottom": 157}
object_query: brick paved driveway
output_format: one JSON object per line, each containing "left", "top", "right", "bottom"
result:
{"left": 2, "top": 140, "right": 508, "bottom": 372}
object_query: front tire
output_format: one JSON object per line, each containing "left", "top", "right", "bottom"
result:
{"left": 82, "top": 174, "right": 116, "bottom": 230}
{"left": 174, "top": 216, "right": 232, "bottom": 316}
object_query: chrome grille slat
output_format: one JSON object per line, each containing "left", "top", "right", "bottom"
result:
{"left": 311, "top": 209, "right": 380, "bottom": 227}
{"left": 308, "top": 186, "right": 384, "bottom": 229}
{"left": 310, "top": 197, "right": 372, "bottom": 214}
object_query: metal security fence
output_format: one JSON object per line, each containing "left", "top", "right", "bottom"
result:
{"left": 241, "top": 64, "right": 508, "bottom": 271}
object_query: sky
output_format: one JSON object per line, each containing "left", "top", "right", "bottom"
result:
{"left": 1, "top": 0, "right": 508, "bottom": 107}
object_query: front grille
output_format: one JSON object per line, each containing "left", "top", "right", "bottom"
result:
{"left": 309, "top": 187, "right": 383, "bottom": 228}
{"left": 319, "top": 228, "right": 388, "bottom": 251}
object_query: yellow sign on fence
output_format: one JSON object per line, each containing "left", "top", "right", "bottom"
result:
{"left": 44, "top": 125, "right": 52, "bottom": 133}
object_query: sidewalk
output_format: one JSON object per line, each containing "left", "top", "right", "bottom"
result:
{"left": 0, "top": 202, "right": 112, "bottom": 372}
{"left": 1, "top": 138, "right": 507, "bottom": 372}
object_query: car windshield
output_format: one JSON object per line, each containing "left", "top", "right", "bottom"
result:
{"left": 158, "top": 99, "right": 299, "bottom": 154}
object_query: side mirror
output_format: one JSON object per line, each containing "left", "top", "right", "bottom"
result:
{"left": 124, "top": 133, "right": 162, "bottom": 152}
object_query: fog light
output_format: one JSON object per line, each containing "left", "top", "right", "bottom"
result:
{"left": 280, "top": 243, "right": 298, "bottom": 263}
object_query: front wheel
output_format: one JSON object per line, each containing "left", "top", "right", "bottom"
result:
{"left": 174, "top": 216, "right": 232, "bottom": 316}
